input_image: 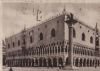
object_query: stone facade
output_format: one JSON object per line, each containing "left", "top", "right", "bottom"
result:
{"left": 5, "top": 12, "right": 100, "bottom": 68}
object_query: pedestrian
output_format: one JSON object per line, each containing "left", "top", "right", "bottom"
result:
{"left": 58, "top": 64, "right": 61, "bottom": 69}
{"left": 9, "top": 67, "right": 13, "bottom": 71}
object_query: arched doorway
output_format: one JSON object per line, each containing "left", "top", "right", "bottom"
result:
{"left": 83, "top": 59, "right": 86, "bottom": 67}
{"left": 87, "top": 59, "right": 89, "bottom": 67}
{"left": 43, "top": 58, "right": 47, "bottom": 67}
{"left": 90, "top": 60, "right": 92, "bottom": 67}
{"left": 39, "top": 58, "right": 42, "bottom": 67}
{"left": 28, "top": 59, "right": 31, "bottom": 67}
{"left": 58, "top": 57, "right": 63, "bottom": 66}
{"left": 22, "top": 59, "right": 25, "bottom": 67}
{"left": 48, "top": 58, "right": 52, "bottom": 67}
{"left": 92, "top": 60, "right": 95, "bottom": 67}
{"left": 35, "top": 59, "right": 38, "bottom": 67}
{"left": 32, "top": 59, "right": 34, "bottom": 67}
{"left": 75, "top": 58, "right": 79, "bottom": 67}
{"left": 66, "top": 57, "right": 69, "bottom": 66}
{"left": 26, "top": 59, "right": 28, "bottom": 67}
{"left": 53, "top": 58, "right": 57, "bottom": 67}
{"left": 80, "top": 58, "right": 83, "bottom": 67}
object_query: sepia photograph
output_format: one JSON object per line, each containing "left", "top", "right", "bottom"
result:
{"left": 2, "top": 0, "right": 100, "bottom": 71}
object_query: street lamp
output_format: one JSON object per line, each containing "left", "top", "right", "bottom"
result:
{"left": 65, "top": 13, "right": 77, "bottom": 68}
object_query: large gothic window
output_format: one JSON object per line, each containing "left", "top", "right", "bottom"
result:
{"left": 90, "top": 36, "right": 93, "bottom": 43}
{"left": 82, "top": 33, "right": 85, "bottom": 41}
{"left": 51, "top": 28, "right": 56, "bottom": 37}
{"left": 96, "top": 37, "right": 99, "bottom": 46}
{"left": 73, "top": 28, "right": 76, "bottom": 38}
{"left": 40, "top": 32, "right": 43, "bottom": 40}
{"left": 13, "top": 42, "right": 15, "bottom": 47}
{"left": 30, "top": 36, "right": 33, "bottom": 43}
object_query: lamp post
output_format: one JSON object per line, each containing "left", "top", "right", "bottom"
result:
{"left": 65, "top": 13, "right": 77, "bottom": 68}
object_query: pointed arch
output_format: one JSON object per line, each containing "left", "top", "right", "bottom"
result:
{"left": 90, "top": 36, "right": 93, "bottom": 43}
{"left": 83, "top": 58, "right": 86, "bottom": 67}
{"left": 58, "top": 57, "right": 63, "bottom": 66}
{"left": 40, "top": 32, "right": 43, "bottom": 40}
{"left": 53, "top": 58, "right": 57, "bottom": 67}
{"left": 48, "top": 58, "right": 52, "bottom": 67}
{"left": 66, "top": 57, "right": 69, "bottom": 65}
{"left": 43, "top": 58, "right": 47, "bottom": 67}
{"left": 82, "top": 33, "right": 85, "bottom": 41}
{"left": 80, "top": 58, "right": 83, "bottom": 67}
{"left": 35, "top": 59, "right": 38, "bottom": 66}
{"left": 75, "top": 58, "right": 79, "bottom": 67}
{"left": 39, "top": 58, "right": 42, "bottom": 67}
{"left": 51, "top": 28, "right": 56, "bottom": 37}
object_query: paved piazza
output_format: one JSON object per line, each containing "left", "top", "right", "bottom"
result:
{"left": 3, "top": 67, "right": 100, "bottom": 71}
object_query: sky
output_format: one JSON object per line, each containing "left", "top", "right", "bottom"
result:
{"left": 2, "top": 2, "right": 100, "bottom": 39}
